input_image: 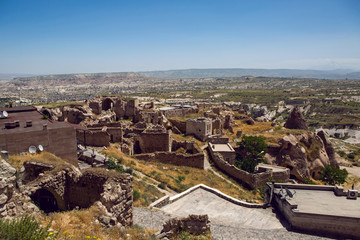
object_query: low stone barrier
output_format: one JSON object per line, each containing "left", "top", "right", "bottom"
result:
{"left": 134, "top": 151, "right": 204, "bottom": 169}
{"left": 209, "top": 150, "right": 271, "bottom": 189}
{"left": 156, "top": 215, "right": 211, "bottom": 239}
{"left": 150, "top": 184, "right": 266, "bottom": 209}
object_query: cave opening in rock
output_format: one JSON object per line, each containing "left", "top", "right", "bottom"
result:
{"left": 31, "top": 189, "right": 59, "bottom": 213}
{"left": 102, "top": 98, "right": 114, "bottom": 111}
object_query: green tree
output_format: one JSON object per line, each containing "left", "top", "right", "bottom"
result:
{"left": 235, "top": 135, "right": 267, "bottom": 173}
{"left": 320, "top": 165, "right": 348, "bottom": 185}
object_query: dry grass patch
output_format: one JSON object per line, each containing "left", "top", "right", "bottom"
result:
{"left": 103, "top": 146, "right": 255, "bottom": 201}
{"left": 171, "top": 133, "right": 204, "bottom": 147}
{"left": 7, "top": 152, "right": 69, "bottom": 170}
{"left": 133, "top": 179, "right": 166, "bottom": 207}
{"left": 343, "top": 173, "right": 360, "bottom": 191}
{"left": 41, "top": 205, "right": 156, "bottom": 240}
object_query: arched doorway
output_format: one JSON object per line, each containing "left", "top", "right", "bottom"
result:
{"left": 31, "top": 188, "right": 65, "bottom": 213}
{"left": 102, "top": 98, "right": 114, "bottom": 111}
{"left": 41, "top": 109, "right": 51, "bottom": 119}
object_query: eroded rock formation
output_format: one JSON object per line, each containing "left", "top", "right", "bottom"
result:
{"left": 284, "top": 106, "right": 308, "bottom": 130}
{"left": 268, "top": 132, "right": 338, "bottom": 181}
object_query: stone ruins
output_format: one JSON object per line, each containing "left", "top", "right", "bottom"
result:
{"left": 0, "top": 157, "right": 133, "bottom": 227}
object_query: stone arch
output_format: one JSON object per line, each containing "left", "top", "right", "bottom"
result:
{"left": 30, "top": 187, "right": 66, "bottom": 213}
{"left": 41, "top": 109, "right": 52, "bottom": 119}
{"left": 102, "top": 98, "right": 114, "bottom": 111}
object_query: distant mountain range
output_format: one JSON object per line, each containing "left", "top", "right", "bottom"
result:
{"left": 2, "top": 68, "right": 360, "bottom": 84}
{"left": 8, "top": 72, "right": 147, "bottom": 86}
{"left": 139, "top": 68, "right": 360, "bottom": 80}
{"left": 0, "top": 73, "right": 35, "bottom": 82}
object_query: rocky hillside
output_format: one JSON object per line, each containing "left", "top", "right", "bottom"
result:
{"left": 9, "top": 72, "right": 149, "bottom": 87}
{"left": 140, "top": 68, "right": 360, "bottom": 80}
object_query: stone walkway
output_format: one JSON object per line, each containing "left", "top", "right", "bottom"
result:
{"left": 133, "top": 207, "right": 331, "bottom": 240}
{"left": 161, "top": 188, "right": 280, "bottom": 230}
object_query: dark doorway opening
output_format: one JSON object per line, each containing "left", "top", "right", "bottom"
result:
{"left": 31, "top": 189, "right": 59, "bottom": 213}
{"left": 102, "top": 98, "right": 114, "bottom": 111}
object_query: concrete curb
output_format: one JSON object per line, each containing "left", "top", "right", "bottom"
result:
{"left": 150, "top": 183, "right": 266, "bottom": 209}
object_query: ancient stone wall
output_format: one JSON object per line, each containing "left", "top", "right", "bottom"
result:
{"left": 157, "top": 215, "right": 210, "bottom": 239}
{"left": 134, "top": 151, "right": 204, "bottom": 169}
{"left": 0, "top": 159, "right": 41, "bottom": 219}
{"left": 106, "top": 127, "right": 123, "bottom": 143}
{"left": 134, "top": 111, "right": 161, "bottom": 124}
{"left": 168, "top": 118, "right": 186, "bottom": 133}
{"left": 161, "top": 108, "right": 197, "bottom": 118}
{"left": 23, "top": 165, "right": 133, "bottom": 226}
{"left": 61, "top": 106, "right": 88, "bottom": 124}
{"left": 209, "top": 150, "right": 271, "bottom": 189}
{"left": 136, "top": 132, "right": 172, "bottom": 153}
{"left": 89, "top": 101, "right": 101, "bottom": 115}
{"left": 208, "top": 137, "right": 229, "bottom": 144}
{"left": 77, "top": 129, "right": 110, "bottom": 147}
{"left": 186, "top": 118, "right": 212, "bottom": 141}
{"left": 172, "top": 140, "right": 201, "bottom": 154}
{"left": 125, "top": 99, "right": 139, "bottom": 118}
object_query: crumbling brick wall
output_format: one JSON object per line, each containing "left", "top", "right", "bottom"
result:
{"left": 161, "top": 108, "right": 197, "bottom": 118}
{"left": 186, "top": 118, "right": 212, "bottom": 141}
{"left": 158, "top": 215, "right": 210, "bottom": 239}
{"left": 136, "top": 132, "right": 172, "bottom": 153}
{"left": 209, "top": 150, "right": 271, "bottom": 189}
{"left": 106, "top": 127, "right": 123, "bottom": 142}
{"left": 134, "top": 151, "right": 204, "bottom": 169}
{"left": 172, "top": 140, "right": 201, "bottom": 154}
{"left": 24, "top": 165, "right": 133, "bottom": 226}
{"left": 77, "top": 129, "right": 110, "bottom": 147}
{"left": 89, "top": 101, "right": 101, "bottom": 115}
{"left": 168, "top": 119, "right": 187, "bottom": 133}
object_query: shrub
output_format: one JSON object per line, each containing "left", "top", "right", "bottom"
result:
{"left": 347, "top": 153, "right": 355, "bottom": 160}
{"left": 125, "top": 168, "right": 133, "bottom": 175}
{"left": 337, "top": 150, "right": 346, "bottom": 158}
{"left": 235, "top": 135, "right": 268, "bottom": 173}
{"left": 107, "top": 159, "right": 118, "bottom": 170}
{"left": 303, "top": 178, "right": 315, "bottom": 185}
{"left": 0, "top": 215, "right": 58, "bottom": 240}
{"left": 107, "top": 159, "right": 125, "bottom": 173}
{"left": 320, "top": 165, "right": 348, "bottom": 185}
{"left": 158, "top": 182, "right": 167, "bottom": 189}
{"left": 133, "top": 190, "right": 141, "bottom": 201}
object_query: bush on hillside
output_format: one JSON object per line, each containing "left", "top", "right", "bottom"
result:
{"left": 320, "top": 165, "right": 348, "bottom": 185}
{"left": 235, "top": 135, "right": 267, "bottom": 173}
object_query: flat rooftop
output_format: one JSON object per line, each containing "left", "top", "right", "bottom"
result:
{"left": 0, "top": 107, "right": 77, "bottom": 134}
{"left": 274, "top": 187, "right": 360, "bottom": 218}
{"left": 209, "top": 143, "right": 235, "bottom": 152}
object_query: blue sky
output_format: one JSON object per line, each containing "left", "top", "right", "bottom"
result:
{"left": 0, "top": 0, "right": 359, "bottom": 74}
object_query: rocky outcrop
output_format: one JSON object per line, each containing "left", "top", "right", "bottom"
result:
{"left": 0, "top": 160, "right": 40, "bottom": 219}
{"left": 242, "top": 117, "right": 255, "bottom": 125}
{"left": 272, "top": 133, "right": 333, "bottom": 180}
{"left": 284, "top": 106, "right": 308, "bottom": 130}
{"left": 62, "top": 106, "right": 88, "bottom": 124}
{"left": 317, "top": 130, "right": 338, "bottom": 167}
{"left": 156, "top": 215, "right": 211, "bottom": 239}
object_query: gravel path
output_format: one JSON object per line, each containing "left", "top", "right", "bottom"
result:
{"left": 133, "top": 207, "right": 332, "bottom": 240}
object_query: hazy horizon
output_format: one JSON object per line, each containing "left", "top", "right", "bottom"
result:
{"left": 1, "top": 0, "right": 359, "bottom": 75}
